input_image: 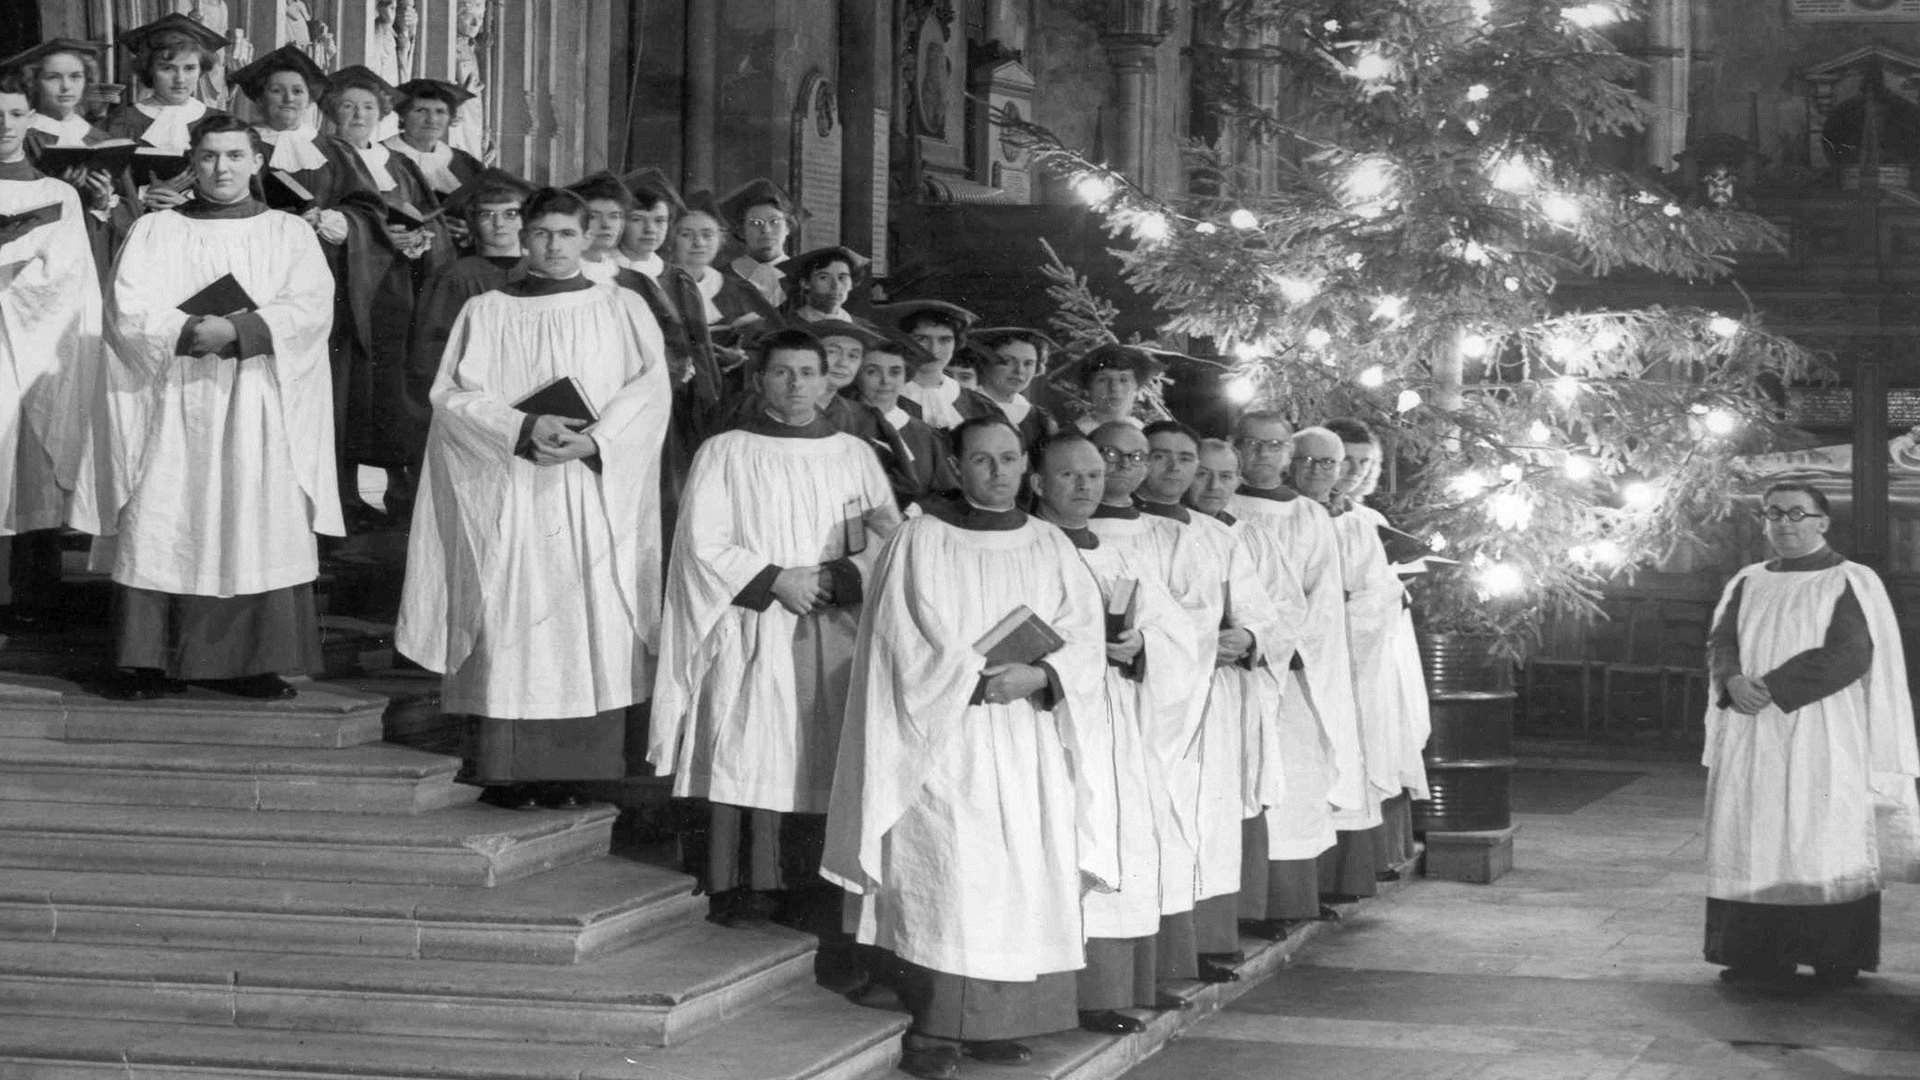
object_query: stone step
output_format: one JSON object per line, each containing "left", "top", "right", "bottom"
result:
{"left": 0, "top": 920, "right": 819, "bottom": 1046}
{"left": 0, "top": 857, "right": 704, "bottom": 964}
{"left": 0, "top": 987, "right": 906, "bottom": 1079}
{"left": 0, "top": 737, "right": 475, "bottom": 813}
{"left": 0, "top": 801, "right": 613, "bottom": 886}
{"left": 0, "top": 674, "right": 386, "bottom": 748}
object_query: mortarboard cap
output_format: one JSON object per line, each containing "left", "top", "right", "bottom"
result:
{"left": 230, "top": 44, "right": 327, "bottom": 101}
{"left": 873, "top": 298, "right": 979, "bottom": 335}
{"left": 793, "top": 316, "right": 882, "bottom": 349}
{"left": 394, "top": 78, "right": 475, "bottom": 110}
{"left": 443, "top": 167, "right": 534, "bottom": 217}
{"left": 785, "top": 244, "right": 871, "bottom": 284}
{"left": 718, "top": 177, "right": 806, "bottom": 231}
{"left": 565, "top": 168, "right": 632, "bottom": 206}
{"left": 326, "top": 65, "right": 398, "bottom": 101}
{"left": 679, "top": 188, "right": 728, "bottom": 230}
{"left": 865, "top": 330, "right": 940, "bottom": 369}
{"left": 119, "top": 13, "right": 227, "bottom": 57}
{"left": 970, "top": 326, "right": 1061, "bottom": 359}
{"left": 1074, "top": 342, "right": 1171, "bottom": 384}
{"left": 0, "top": 38, "right": 107, "bottom": 75}
{"left": 946, "top": 340, "right": 997, "bottom": 372}
{"left": 621, "top": 166, "right": 685, "bottom": 215}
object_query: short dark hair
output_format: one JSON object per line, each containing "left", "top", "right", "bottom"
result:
{"left": 950, "top": 415, "right": 1023, "bottom": 459}
{"left": 136, "top": 32, "right": 214, "bottom": 85}
{"left": 462, "top": 180, "right": 530, "bottom": 225}
{"left": 188, "top": 113, "right": 265, "bottom": 157}
{"left": 903, "top": 309, "right": 967, "bottom": 337}
{"left": 1142, "top": 419, "right": 1201, "bottom": 452}
{"left": 0, "top": 71, "right": 29, "bottom": 99}
{"left": 1762, "top": 481, "right": 1831, "bottom": 517}
{"left": 568, "top": 173, "right": 634, "bottom": 213}
{"left": 1031, "top": 429, "right": 1098, "bottom": 471}
{"left": 753, "top": 327, "right": 827, "bottom": 374}
{"left": 521, "top": 187, "right": 591, "bottom": 228}
{"left": 629, "top": 181, "right": 677, "bottom": 216}
{"left": 1325, "top": 417, "right": 1377, "bottom": 446}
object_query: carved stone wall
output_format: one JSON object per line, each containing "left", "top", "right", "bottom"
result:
{"left": 793, "top": 71, "right": 844, "bottom": 247}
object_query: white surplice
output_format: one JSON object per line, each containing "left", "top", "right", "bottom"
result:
{"left": 1330, "top": 504, "right": 1416, "bottom": 819}
{"left": 1353, "top": 505, "right": 1431, "bottom": 797}
{"left": 1185, "top": 511, "right": 1291, "bottom": 899}
{"left": 1231, "top": 493, "right": 1365, "bottom": 856}
{"left": 822, "top": 513, "right": 1113, "bottom": 981}
{"left": 99, "top": 207, "right": 340, "bottom": 594}
{"left": 1705, "top": 559, "right": 1920, "bottom": 904}
{"left": 648, "top": 425, "right": 896, "bottom": 813}
{"left": 396, "top": 281, "right": 670, "bottom": 719}
{"left": 2, "top": 175, "right": 103, "bottom": 535}
{"left": 1070, "top": 527, "right": 1199, "bottom": 937}
{"left": 1087, "top": 511, "right": 1213, "bottom": 917}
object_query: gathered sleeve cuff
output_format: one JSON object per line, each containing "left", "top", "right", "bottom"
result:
{"left": 731, "top": 564, "right": 782, "bottom": 612}
{"left": 822, "top": 556, "right": 863, "bottom": 607}
{"left": 1762, "top": 583, "right": 1874, "bottom": 714}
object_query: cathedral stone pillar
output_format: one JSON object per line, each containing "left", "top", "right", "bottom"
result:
{"left": 1100, "top": 0, "right": 1166, "bottom": 190}
{"left": 1644, "top": 0, "right": 1690, "bottom": 171}
{"left": 838, "top": 0, "right": 890, "bottom": 272}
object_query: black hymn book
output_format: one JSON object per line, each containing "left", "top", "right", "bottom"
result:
{"left": 262, "top": 170, "right": 316, "bottom": 213}
{"left": 32, "top": 139, "right": 139, "bottom": 175}
{"left": 176, "top": 273, "right": 257, "bottom": 318}
{"left": 512, "top": 376, "right": 598, "bottom": 424}
{"left": 129, "top": 148, "right": 191, "bottom": 187}
{"left": 1105, "top": 577, "right": 1139, "bottom": 642}
{"left": 0, "top": 201, "right": 64, "bottom": 247}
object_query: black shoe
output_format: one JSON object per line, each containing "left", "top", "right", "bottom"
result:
{"left": 1079, "top": 1009, "right": 1146, "bottom": 1034}
{"left": 962, "top": 1039, "right": 1031, "bottom": 1065}
{"left": 1238, "top": 918, "right": 1288, "bottom": 942}
{"left": 1201, "top": 950, "right": 1246, "bottom": 965}
{"left": 1315, "top": 903, "right": 1344, "bottom": 922}
{"left": 1152, "top": 992, "right": 1194, "bottom": 1011}
{"left": 1321, "top": 893, "right": 1362, "bottom": 905}
{"left": 898, "top": 1042, "right": 961, "bottom": 1080}
{"left": 102, "top": 670, "right": 185, "bottom": 701}
{"left": 1376, "top": 868, "right": 1402, "bottom": 883}
{"left": 1719, "top": 963, "right": 1795, "bottom": 985}
{"left": 537, "top": 785, "right": 586, "bottom": 809}
{"left": 212, "top": 674, "right": 297, "bottom": 700}
{"left": 709, "top": 888, "right": 777, "bottom": 927}
{"left": 1198, "top": 958, "right": 1241, "bottom": 983}
{"left": 484, "top": 784, "right": 541, "bottom": 811}
{"left": 1812, "top": 965, "right": 1859, "bottom": 989}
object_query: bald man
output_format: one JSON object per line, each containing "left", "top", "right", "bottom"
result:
{"left": 1228, "top": 412, "right": 1365, "bottom": 931}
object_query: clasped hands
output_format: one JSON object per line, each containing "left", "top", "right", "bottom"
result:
{"left": 1726, "top": 673, "right": 1772, "bottom": 715}
{"left": 183, "top": 315, "right": 238, "bottom": 358}
{"left": 1216, "top": 627, "right": 1254, "bottom": 666}
{"left": 1106, "top": 628, "right": 1143, "bottom": 667}
{"left": 979, "top": 662, "right": 1049, "bottom": 706}
{"left": 770, "top": 565, "right": 838, "bottom": 616}
{"left": 527, "top": 414, "right": 597, "bottom": 466}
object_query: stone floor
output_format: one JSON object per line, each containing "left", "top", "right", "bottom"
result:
{"left": 1122, "top": 757, "right": 1920, "bottom": 1080}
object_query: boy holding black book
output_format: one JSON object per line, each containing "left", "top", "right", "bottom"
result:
{"left": 397, "top": 187, "right": 671, "bottom": 808}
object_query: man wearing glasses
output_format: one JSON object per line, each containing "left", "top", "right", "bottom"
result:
{"left": 1227, "top": 413, "right": 1366, "bottom": 932}
{"left": 1701, "top": 481, "right": 1920, "bottom": 988}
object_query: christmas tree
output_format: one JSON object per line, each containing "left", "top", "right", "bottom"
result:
{"left": 1004, "top": 0, "right": 1823, "bottom": 650}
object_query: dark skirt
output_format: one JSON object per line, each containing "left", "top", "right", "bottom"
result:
{"left": 1375, "top": 793, "right": 1415, "bottom": 870}
{"left": 1319, "top": 827, "right": 1382, "bottom": 899}
{"left": 1156, "top": 911, "right": 1198, "bottom": 980}
{"left": 1193, "top": 893, "right": 1241, "bottom": 953}
{"left": 1704, "top": 893, "right": 1880, "bottom": 972}
{"left": 472, "top": 707, "right": 630, "bottom": 783}
{"left": 894, "top": 956, "right": 1079, "bottom": 1042}
{"left": 112, "top": 582, "right": 322, "bottom": 679}
{"left": 1238, "top": 815, "right": 1325, "bottom": 920}
{"left": 6, "top": 530, "right": 64, "bottom": 613}
{"left": 696, "top": 802, "right": 826, "bottom": 893}
{"left": 1077, "top": 935, "right": 1158, "bottom": 1011}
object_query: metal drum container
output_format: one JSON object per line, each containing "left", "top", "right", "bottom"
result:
{"left": 1413, "top": 632, "right": 1518, "bottom": 833}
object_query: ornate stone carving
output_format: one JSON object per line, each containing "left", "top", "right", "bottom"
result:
{"left": 396, "top": 0, "right": 419, "bottom": 79}
{"left": 448, "top": 0, "right": 493, "bottom": 162}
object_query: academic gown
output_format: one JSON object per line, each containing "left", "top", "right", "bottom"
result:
{"left": 822, "top": 500, "right": 1114, "bottom": 1038}
{"left": 25, "top": 115, "right": 140, "bottom": 285}
{"left": 725, "top": 253, "right": 786, "bottom": 309}
{"left": 1145, "top": 503, "right": 1290, "bottom": 947}
{"left": 380, "top": 135, "right": 483, "bottom": 197}
{"left": 1231, "top": 488, "right": 1366, "bottom": 909}
{"left": 396, "top": 273, "right": 670, "bottom": 778}
{"left": 878, "top": 403, "right": 959, "bottom": 508}
{"left": 103, "top": 99, "right": 223, "bottom": 153}
{"left": 98, "top": 197, "right": 339, "bottom": 677}
{"left": 408, "top": 254, "right": 521, "bottom": 379}
{"left": 1, "top": 160, "right": 106, "bottom": 537}
{"left": 956, "top": 386, "right": 1056, "bottom": 450}
{"left": 1702, "top": 547, "right": 1920, "bottom": 973}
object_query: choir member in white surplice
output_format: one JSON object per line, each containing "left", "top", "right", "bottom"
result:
{"left": 823, "top": 418, "right": 1115, "bottom": 1078}
{"left": 397, "top": 187, "right": 670, "bottom": 807}
{"left": 1327, "top": 418, "right": 1430, "bottom": 872}
{"left": 1137, "top": 424, "right": 1291, "bottom": 963}
{"left": 1182, "top": 438, "right": 1302, "bottom": 942}
{"left": 1083, "top": 422, "right": 1215, "bottom": 995}
{"left": 1025, "top": 431, "right": 1190, "bottom": 1035}
{"left": 1292, "top": 424, "right": 1405, "bottom": 896}
{"left": 1229, "top": 412, "right": 1366, "bottom": 923}
{"left": 650, "top": 327, "right": 899, "bottom": 924}
{"left": 0, "top": 76, "right": 104, "bottom": 626}
{"left": 1703, "top": 481, "right": 1920, "bottom": 987}
{"left": 97, "top": 114, "right": 338, "bottom": 701}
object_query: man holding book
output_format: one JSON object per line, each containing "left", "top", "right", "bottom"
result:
{"left": 396, "top": 187, "right": 670, "bottom": 808}
{"left": 823, "top": 417, "right": 1113, "bottom": 1080}
{"left": 95, "top": 113, "right": 338, "bottom": 700}
{"left": 650, "top": 326, "right": 899, "bottom": 924}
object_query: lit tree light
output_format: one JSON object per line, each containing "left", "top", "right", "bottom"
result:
{"left": 1621, "top": 480, "right": 1660, "bottom": 509}
{"left": 1466, "top": 83, "right": 1490, "bottom": 103}
{"left": 1371, "top": 295, "right": 1407, "bottom": 322}
{"left": 1323, "top": 18, "right": 1342, "bottom": 32}
{"left": 1195, "top": 222, "right": 1218, "bottom": 235}
{"left": 1708, "top": 315, "right": 1742, "bottom": 338}
{"left": 1344, "top": 252, "right": 1365, "bottom": 269}
{"left": 1450, "top": 471, "right": 1490, "bottom": 498}
{"left": 1564, "top": 454, "right": 1594, "bottom": 480}
{"left": 1590, "top": 538, "right": 1624, "bottom": 566}
{"left": 1277, "top": 276, "right": 1319, "bottom": 304}
{"left": 1552, "top": 376, "right": 1582, "bottom": 403}
{"left": 1633, "top": 191, "right": 1661, "bottom": 205}
{"left": 1350, "top": 50, "right": 1395, "bottom": 82}
{"left": 1504, "top": 276, "right": 1521, "bottom": 292}
{"left": 1344, "top": 157, "right": 1397, "bottom": 207}
{"left": 1396, "top": 389, "right": 1423, "bottom": 413}
{"left": 1488, "top": 490, "right": 1534, "bottom": 531}
{"left": 1479, "top": 562, "right": 1525, "bottom": 597}
{"left": 1546, "top": 335, "right": 1579, "bottom": 362}
{"left": 1133, "top": 211, "right": 1170, "bottom": 242}
{"left": 1465, "top": 119, "right": 1483, "bottom": 136}
{"left": 1358, "top": 365, "right": 1386, "bottom": 388}
{"left": 1662, "top": 203, "right": 1682, "bottom": 218}
{"left": 1541, "top": 193, "right": 1582, "bottom": 226}
{"left": 1688, "top": 402, "right": 1710, "bottom": 415}
{"left": 1429, "top": 532, "right": 1450, "bottom": 553}
{"left": 1704, "top": 408, "right": 1740, "bottom": 436}
{"left": 1470, "top": 0, "right": 1494, "bottom": 17}
{"left": 1568, "top": 544, "right": 1590, "bottom": 563}
{"left": 1232, "top": 342, "right": 1262, "bottom": 363}
{"left": 1590, "top": 327, "right": 1623, "bottom": 352}
{"left": 1528, "top": 420, "right": 1552, "bottom": 442}
{"left": 1459, "top": 332, "right": 1492, "bottom": 359}
{"left": 1229, "top": 208, "right": 1260, "bottom": 231}
{"left": 1305, "top": 327, "right": 1333, "bottom": 350}
{"left": 1498, "top": 462, "right": 1524, "bottom": 482}
{"left": 1223, "top": 376, "right": 1258, "bottom": 405}
{"left": 1074, "top": 174, "right": 1116, "bottom": 206}
{"left": 1561, "top": 4, "right": 1617, "bottom": 28}
{"left": 1489, "top": 156, "right": 1536, "bottom": 193}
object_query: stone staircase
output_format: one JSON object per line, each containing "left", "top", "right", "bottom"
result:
{"left": 0, "top": 673, "right": 906, "bottom": 1079}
